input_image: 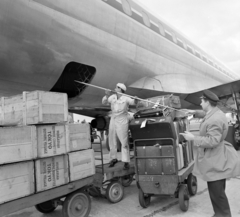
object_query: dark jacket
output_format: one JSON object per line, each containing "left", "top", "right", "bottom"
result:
{"left": 193, "top": 107, "right": 240, "bottom": 181}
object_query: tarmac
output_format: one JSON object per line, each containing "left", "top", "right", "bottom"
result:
{"left": 4, "top": 142, "right": 240, "bottom": 217}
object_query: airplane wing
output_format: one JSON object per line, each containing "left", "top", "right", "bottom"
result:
{"left": 183, "top": 79, "right": 240, "bottom": 113}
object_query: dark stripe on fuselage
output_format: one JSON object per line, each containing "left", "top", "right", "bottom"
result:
{"left": 102, "top": 0, "right": 234, "bottom": 79}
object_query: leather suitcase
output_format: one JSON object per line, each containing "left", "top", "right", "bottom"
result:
{"left": 162, "top": 158, "right": 176, "bottom": 174}
{"left": 182, "top": 142, "right": 189, "bottom": 168}
{"left": 134, "top": 108, "right": 176, "bottom": 120}
{"left": 176, "top": 119, "right": 187, "bottom": 143}
{"left": 136, "top": 146, "right": 162, "bottom": 175}
{"left": 129, "top": 116, "right": 176, "bottom": 143}
{"left": 173, "top": 121, "right": 179, "bottom": 145}
{"left": 176, "top": 144, "right": 184, "bottom": 170}
{"left": 136, "top": 146, "right": 176, "bottom": 175}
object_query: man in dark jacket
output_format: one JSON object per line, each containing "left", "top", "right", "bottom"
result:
{"left": 180, "top": 90, "right": 240, "bottom": 217}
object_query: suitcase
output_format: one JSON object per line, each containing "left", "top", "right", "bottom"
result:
{"left": 173, "top": 121, "right": 179, "bottom": 145}
{"left": 136, "top": 146, "right": 176, "bottom": 175}
{"left": 129, "top": 116, "right": 176, "bottom": 143}
{"left": 176, "top": 119, "right": 187, "bottom": 143}
{"left": 176, "top": 144, "right": 184, "bottom": 170}
{"left": 182, "top": 142, "right": 189, "bottom": 168}
{"left": 134, "top": 108, "right": 163, "bottom": 119}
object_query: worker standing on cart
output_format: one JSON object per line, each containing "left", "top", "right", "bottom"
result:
{"left": 102, "top": 83, "right": 137, "bottom": 170}
{"left": 180, "top": 90, "right": 240, "bottom": 217}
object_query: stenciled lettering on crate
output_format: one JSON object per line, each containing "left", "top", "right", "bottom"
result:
{"left": 67, "top": 123, "right": 91, "bottom": 152}
{"left": 37, "top": 124, "right": 69, "bottom": 158}
{"left": 35, "top": 155, "right": 69, "bottom": 192}
{"left": 68, "top": 149, "right": 95, "bottom": 181}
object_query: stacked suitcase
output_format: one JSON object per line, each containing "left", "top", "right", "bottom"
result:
{"left": 130, "top": 95, "right": 194, "bottom": 176}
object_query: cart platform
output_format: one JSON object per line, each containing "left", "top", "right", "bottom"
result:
{"left": 0, "top": 176, "right": 93, "bottom": 217}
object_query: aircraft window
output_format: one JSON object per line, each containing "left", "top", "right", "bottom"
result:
{"left": 182, "top": 41, "right": 187, "bottom": 49}
{"left": 209, "top": 60, "right": 213, "bottom": 66}
{"left": 177, "top": 39, "right": 184, "bottom": 48}
{"left": 192, "top": 48, "right": 196, "bottom": 55}
{"left": 158, "top": 22, "right": 165, "bottom": 36}
{"left": 172, "top": 33, "right": 177, "bottom": 43}
{"left": 142, "top": 11, "right": 151, "bottom": 27}
{"left": 121, "top": 0, "right": 132, "bottom": 16}
{"left": 202, "top": 56, "right": 207, "bottom": 62}
{"left": 195, "top": 51, "right": 201, "bottom": 58}
{"left": 165, "top": 31, "right": 173, "bottom": 41}
{"left": 187, "top": 46, "right": 193, "bottom": 54}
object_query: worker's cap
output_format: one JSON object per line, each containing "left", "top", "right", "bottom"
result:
{"left": 117, "top": 83, "right": 127, "bottom": 92}
{"left": 200, "top": 90, "right": 219, "bottom": 103}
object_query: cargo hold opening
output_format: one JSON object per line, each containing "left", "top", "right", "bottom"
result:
{"left": 51, "top": 62, "right": 96, "bottom": 98}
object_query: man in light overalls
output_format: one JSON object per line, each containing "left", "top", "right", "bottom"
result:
{"left": 102, "top": 83, "right": 137, "bottom": 170}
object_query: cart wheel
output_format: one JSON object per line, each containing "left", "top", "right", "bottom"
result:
{"left": 35, "top": 200, "right": 57, "bottom": 213}
{"left": 187, "top": 173, "right": 198, "bottom": 196}
{"left": 138, "top": 188, "right": 151, "bottom": 208}
{"left": 106, "top": 181, "right": 124, "bottom": 203}
{"left": 121, "top": 174, "right": 134, "bottom": 187}
{"left": 62, "top": 190, "right": 91, "bottom": 217}
{"left": 178, "top": 185, "right": 189, "bottom": 212}
{"left": 88, "top": 186, "right": 101, "bottom": 197}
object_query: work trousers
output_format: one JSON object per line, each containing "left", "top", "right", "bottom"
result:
{"left": 207, "top": 179, "right": 231, "bottom": 217}
{"left": 108, "top": 116, "right": 130, "bottom": 163}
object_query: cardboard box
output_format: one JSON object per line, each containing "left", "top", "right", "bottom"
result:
{"left": 0, "top": 91, "right": 68, "bottom": 126}
{"left": 0, "top": 126, "right": 37, "bottom": 165}
{"left": 35, "top": 155, "right": 69, "bottom": 192}
{"left": 36, "top": 124, "right": 69, "bottom": 158}
{"left": 68, "top": 149, "right": 95, "bottom": 181}
{"left": 67, "top": 123, "right": 91, "bottom": 152}
{"left": 0, "top": 161, "right": 35, "bottom": 204}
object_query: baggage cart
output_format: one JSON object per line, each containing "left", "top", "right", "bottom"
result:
{"left": 88, "top": 134, "right": 135, "bottom": 203}
{"left": 0, "top": 176, "right": 93, "bottom": 217}
{"left": 129, "top": 116, "right": 198, "bottom": 211}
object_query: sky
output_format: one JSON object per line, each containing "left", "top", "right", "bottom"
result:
{"left": 136, "top": 0, "right": 240, "bottom": 76}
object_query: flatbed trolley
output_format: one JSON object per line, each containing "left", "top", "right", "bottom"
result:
{"left": 89, "top": 135, "right": 135, "bottom": 203}
{"left": 130, "top": 116, "right": 198, "bottom": 211}
{"left": 0, "top": 176, "right": 93, "bottom": 217}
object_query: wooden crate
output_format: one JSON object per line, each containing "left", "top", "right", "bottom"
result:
{"left": 68, "top": 149, "right": 95, "bottom": 182}
{"left": 0, "top": 94, "right": 23, "bottom": 126}
{"left": 0, "top": 161, "right": 35, "bottom": 204}
{"left": 35, "top": 155, "right": 69, "bottom": 192}
{"left": 0, "top": 126, "right": 37, "bottom": 165}
{"left": 36, "top": 124, "right": 69, "bottom": 158}
{"left": 67, "top": 123, "right": 91, "bottom": 153}
{"left": 0, "top": 91, "right": 68, "bottom": 126}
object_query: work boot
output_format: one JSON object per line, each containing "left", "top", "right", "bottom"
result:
{"left": 123, "top": 162, "right": 130, "bottom": 170}
{"left": 109, "top": 159, "right": 118, "bottom": 167}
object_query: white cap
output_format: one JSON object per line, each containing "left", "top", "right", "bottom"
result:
{"left": 117, "top": 83, "right": 127, "bottom": 92}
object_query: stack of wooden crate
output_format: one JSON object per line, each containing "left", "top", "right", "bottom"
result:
{"left": 0, "top": 91, "right": 95, "bottom": 204}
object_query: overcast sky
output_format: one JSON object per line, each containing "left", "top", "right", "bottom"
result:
{"left": 136, "top": 0, "right": 240, "bottom": 76}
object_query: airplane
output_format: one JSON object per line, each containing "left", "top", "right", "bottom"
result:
{"left": 0, "top": 0, "right": 239, "bottom": 123}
